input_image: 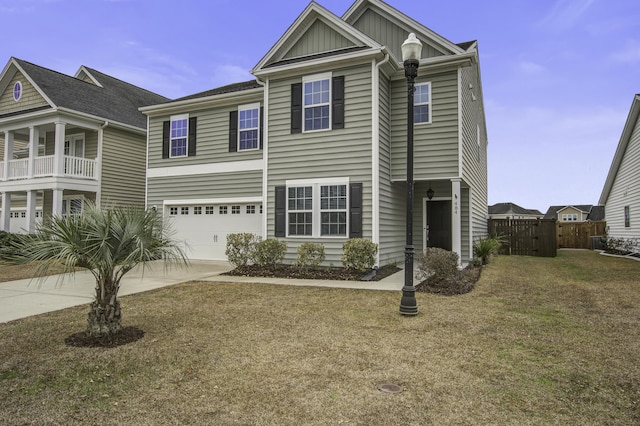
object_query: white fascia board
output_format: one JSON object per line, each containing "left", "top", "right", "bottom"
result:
{"left": 139, "top": 87, "right": 263, "bottom": 117}
{"left": 56, "top": 108, "right": 146, "bottom": 134}
{"left": 148, "top": 159, "right": 263, "bottom": 179}
{"left": 74, "top": 66, "right": 103, "bottom": 87}
{"left": 253, "top": 48, "right": 383, "bottom": 79}
{"left": 163, "top": 196, "right": 263, "bottom": 206}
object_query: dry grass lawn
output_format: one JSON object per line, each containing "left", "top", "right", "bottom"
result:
{"left": 0, "top": 260, "right": 69, "bottom": 283}
{"left": 1, "top": 250, "right": 639, "bottom": 425}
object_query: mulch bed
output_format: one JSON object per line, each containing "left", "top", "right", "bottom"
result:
{"left": 416, "top": 265, "right": 482, "bottom": 296}
{"left": 223, "top": 264, "right": 401, "bottom": 281}
{"left": 64, "top": 326, "right": 145, "bottom": 348}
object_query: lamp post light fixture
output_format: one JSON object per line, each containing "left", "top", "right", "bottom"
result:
{"left": 399, "top": 33, "right": 422, "bottom": 316}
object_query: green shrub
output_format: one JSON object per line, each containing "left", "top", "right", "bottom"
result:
{"left": 296, "top": 243, "right": 325, "bottom": 268}
{"left": 255, "top": 239, "right": 287, "bottom": 267}
{"left": 416, "top": 247, "right": 459, "bottom": 288}
{"left": 0, "top": 231, "right": 24, "bottom": 260}
{"left": 473, "top": 235, "right": 504, "bottom": 265}
{"left": 225, "top": 233, "right": 260, "bottom": 267}
{"left": 342, "top": 238, "right": 378, "bottom": 271}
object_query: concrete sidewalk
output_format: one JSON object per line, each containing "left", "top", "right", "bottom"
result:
{"left": 0, "top": 262, "right": 404, "bottom": 324}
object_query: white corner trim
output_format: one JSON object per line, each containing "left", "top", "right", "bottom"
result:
{"left": 147, "top": 159, "right": 263, "bottom": 178}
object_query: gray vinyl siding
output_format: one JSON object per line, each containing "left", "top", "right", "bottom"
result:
{"left": 605, "top": 113, "right": 640, "bottom": 239}
{"left": 146, "top": 170, "right": 262, "bottom": 207}
{"left": 0, "top": 70, "right": 49, "bottom": 115}
{"left": 351, "top": 8, "right": 447, "bottom": 62}
{"left": 147, "top": 96, "right": 263, "bottom": 169}
{"left": 100, "top": 127, "right": 146, "bottom": 207}
{"left": 266, "top": 64, "right": 373, "bottom": 264}
{"left": 390, "top": 70, "right": 459, "bottom": 181}
{"left": 378, "top": 73, "right": 405, "bottom": 265}
{"left": 283, "top": 20, "right": 356, "bottom": 60}
{"left": 460, "top": 64, "right": 488, "bottom": 242}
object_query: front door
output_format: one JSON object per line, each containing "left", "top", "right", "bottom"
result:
{"left": 426, "top": 200, "right": 452, "bottom": 251}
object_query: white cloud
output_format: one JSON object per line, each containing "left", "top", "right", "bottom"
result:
{"left": 538, "top": 0, "right": 596, "bottom": 31}
{"left": 209, "top": 65, "right": 254, "bottom": 88}
{"left": 517, "top": 60, "right": 546, "bottom": 75}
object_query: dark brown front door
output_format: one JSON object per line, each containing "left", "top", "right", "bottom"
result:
{"left": 427, "top": 200, "right": 452, "bottom": 251}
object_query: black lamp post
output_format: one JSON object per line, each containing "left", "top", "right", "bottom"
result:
{"left": 399, "top": 33, "right": 422, "bottom": 316}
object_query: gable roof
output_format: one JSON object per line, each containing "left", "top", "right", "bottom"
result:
{"left": 599, "top": 94, "right": 640, "bottom": 205}
{"left": 252, "top": 1, "right": 383, "bottom": 74}
{"left": 488, "top": 202, "right": 542, "bottom": 216}
{"left": 2, "top": 58, "right": 168, "bottom": 129}
{"left": 544, "top": 205, "right": 595, "bottom": 220}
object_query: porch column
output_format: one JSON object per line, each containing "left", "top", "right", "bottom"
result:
{"left": 451, "top": 178, "right": 462, "bottom": 265}
{"left": 3, "top": 131, "right": 13, "bottom": 180}
{"left": 1, "top": 192, "right": 10, "bottom": 232}
{"left": 54, "top": 122, "right": 66, "bottom": 176}
{"left": 52, "top": 189, "right": 63, "bottom": 218}
{"left": 25, "top": 190, "right": 37, "bottom": 233}
{"left": 28, "top": 126, "right": 40, "bottom": 178}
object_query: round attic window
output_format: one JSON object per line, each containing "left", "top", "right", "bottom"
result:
{"left": 13, "top": 81, "right": 22, "bottom": 101}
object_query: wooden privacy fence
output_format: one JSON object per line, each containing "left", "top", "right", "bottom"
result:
{"left": 488, "top": 219, "right": 557, "bottom": 257}
{"left": 557, "top": 221, "right": 606, "bottom": 249}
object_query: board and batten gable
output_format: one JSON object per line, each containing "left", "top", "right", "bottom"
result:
{"left": 0, "top": 70, "right": 49, "bottom": 115}
{"left": 460, "top": 62, "right": 489, "bottom": 245}
{"left": 603, "top": 103, "right": 640, "bottom": 239}
{"left": 100, "top": 126, "right": 146, "bottom": 207}
{"left": 266, "top": 64, "right": 374, "bottom": 262}
{"left": 283, "top": 19, "right": 356, "bottom": 60}
{"left": 390, "top": 70, "right": 459, "bottom": 181}
{"left": 349, "top": 7, "right": 447, "bottom": 62}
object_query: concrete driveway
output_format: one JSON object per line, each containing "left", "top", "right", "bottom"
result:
{"left": 0, "top": 260, "right": 232, "bottom": 323}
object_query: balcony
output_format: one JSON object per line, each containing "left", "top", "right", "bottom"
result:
{"left": 0, "top": 155, "right": 97, "bottom": 181}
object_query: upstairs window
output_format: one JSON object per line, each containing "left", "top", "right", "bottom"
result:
{"left": 238, "top": 104, "right": 260, "bottom": 151}
{"left": 170, "top": 115, "right": 188, "bottom": 158}
{"left": 562, "top": 214, "right": 578, "bottom": 222}
{"left": 414, "top": 82, "right": 431, "bottom": 124}
{"left": 303, "top": 74, "right": 331, "bottom": 131}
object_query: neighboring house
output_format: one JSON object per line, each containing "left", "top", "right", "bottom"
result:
{"left": 599, "top": 94, "right": 640, "bottom": 248}
{"left": 543, "top": 205, "right": 604, "bottom": 222}
{"left": 142, "top": 0, "right": 488, "bottom": 266}
{"left": 0, "top": 57, "right": 168, "bottom": 234}
{"left": 488, "top": 202, "right": 543, "bottom": 220}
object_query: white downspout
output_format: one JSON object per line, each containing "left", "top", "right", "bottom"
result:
{"left": 255, "top": 76, "right": 268, "bottom": 240}
{"left": 97, "top": 121, "right": 108, "bottom": 207}
{"left": 372, "top": 50, "right": 391, "bottom": 266}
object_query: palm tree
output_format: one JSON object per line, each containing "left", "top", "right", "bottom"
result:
{"left": 12, "top": 202, "right": 187, "bottom": 338}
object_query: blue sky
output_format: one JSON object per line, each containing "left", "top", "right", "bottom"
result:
{"left": 2, "top": 0, "right": 639, "bottom": 213}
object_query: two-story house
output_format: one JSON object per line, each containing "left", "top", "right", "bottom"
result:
{"left": 142, "top": 0, "right": 488, "bottom": 266}
{"left": 0, "top": 58, "right": 168, "bottom": 233}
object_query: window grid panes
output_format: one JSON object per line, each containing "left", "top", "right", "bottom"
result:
{"left": 246, "top": 205, "right": 256, "bottom": 214}
{"left": 288, "top": 186, "right": 313, "bottom": 236}
{"left": 239, "top": 108, "right": 259, "bottom": 150}
{"left": 194, "top": 206, "right": 202, "bottom": 215}
{"left": 205, "top": 206, "right": 214, "bottom": 215}
{"left": 181, "top": 207, "right": 189, "bottom": 215}
{"left": 219, "top": 206, "right": 228, "bottom": 215}
{"left": 170, "top": 118, "right": 188, "bottom": 157}
{"left": 170, "top": 207, "right": 178, "bottom": 215}
{"left": 231, "top": 206, "right": 241, "bottom": 215}
{"left": 303, "top": 79, "right": 330, "bottom": 131}
{"left": 413, "top": 83, "right": 430, "bottom": 124}
{"left": 320, "top": 185, "right": 347, "bottom": 236}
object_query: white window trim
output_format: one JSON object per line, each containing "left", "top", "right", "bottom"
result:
{"left": 13, "top": 81, "right": 22, "bottom": 101}
{"left": 414, "top": 82, "right": 432, "bottom": 125}
{"left": 64, "top": 133, "right": 85, "bottom": 157}
{"left": 62, "top": 195, "right": 85, "bottom": 216}
{"left": 238, "top": 102, "right": 260, "bottom": 152}
{"left": 169, "top": 113, "right": 189, "bottom": 158}
{"left": 285, "top": 177, "right": 349, "bottom": 238}
{"left": 302, "top": 72, "right": 332, "bottom": 133}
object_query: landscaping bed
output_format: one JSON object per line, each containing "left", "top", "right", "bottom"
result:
{"left": 224, "top": 263, "right": 400, "bottom": 281}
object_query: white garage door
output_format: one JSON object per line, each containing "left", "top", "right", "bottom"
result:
{"left": 167, "top": 203, "right": 262, "bottom": 260}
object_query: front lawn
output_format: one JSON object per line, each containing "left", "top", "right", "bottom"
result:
{"left": 0, "top": 250, "right": 638, "bottom": 424}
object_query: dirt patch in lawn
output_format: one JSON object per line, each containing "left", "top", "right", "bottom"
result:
{"left": 64, "top": 326, "right": 145, "bottom": 348}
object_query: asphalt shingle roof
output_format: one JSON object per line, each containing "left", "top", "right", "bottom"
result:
{"left": 13, "top": 58, "right": 168, "bottom": 129}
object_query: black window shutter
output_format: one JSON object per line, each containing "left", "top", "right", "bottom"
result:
{"left": 291, "top": 83, "right": 302, "bottom": 134}
{"left": 188, "top": 117, "right": 197, "bottom": 157}
{"left": 275, "top": 186, "right": 286, "bottom": 237}
{"left": 332, "top": 76, "right": 345, "bottom": 129}
{"left": 162, "top": 121, "right": 170, "bottom": 159}
{"left": 349, "top": 182, "right": 363, "bottom": 238}
{"left": 259, "top": 106, "right": 264, "bottom": 149}
{"left": 229, "top": 111, "right": 238, "bottom": 152}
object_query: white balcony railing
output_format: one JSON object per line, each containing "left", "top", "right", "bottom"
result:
{"left": 0, "top": 156, "right": 97, "bottom": 181}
